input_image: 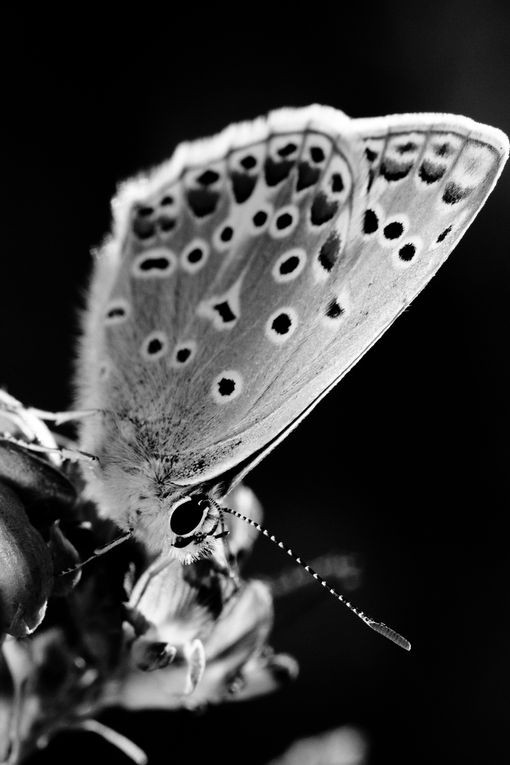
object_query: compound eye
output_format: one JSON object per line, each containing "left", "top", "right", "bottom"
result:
{"left": 169, "top": 496, "right": 209, "bottom": 537}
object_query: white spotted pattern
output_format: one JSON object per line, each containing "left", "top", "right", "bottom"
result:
{"left": 75, "top": 106, "right": 507, "bottom": 556}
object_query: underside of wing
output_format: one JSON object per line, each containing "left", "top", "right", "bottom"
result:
{"left": 76, "top": 106, "right": 508, "bottom": 487}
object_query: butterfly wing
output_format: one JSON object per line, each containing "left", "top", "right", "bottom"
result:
{"left": 77, "top": 106, "right": 508, "bottom": 493}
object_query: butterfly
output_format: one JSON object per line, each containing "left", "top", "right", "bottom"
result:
{"left": 74, "top": 105, "right": 508, "bottom": 567}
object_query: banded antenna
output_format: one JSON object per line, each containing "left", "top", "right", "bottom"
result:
{"left": 219, "top": 502, "right": 411, "bottom": 652}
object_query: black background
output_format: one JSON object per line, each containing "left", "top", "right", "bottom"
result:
{"left": 3, "top": 2, "right": 509, "bottom": 763}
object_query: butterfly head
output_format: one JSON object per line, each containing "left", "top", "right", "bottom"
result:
{"left": 167, "top": 493, "right": 222, "bottom": 563}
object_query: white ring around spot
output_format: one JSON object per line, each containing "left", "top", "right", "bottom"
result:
{"left": 272, "top": 248, "right": 307, "bottom": 283}
{"left": 249, "top": 202, "right": 273, "bottom": 236}
{"left": 379, "top": 213, "right": 410, "bottom": 249}
{"left": 392, "top": 236, "right": 424, "bottom": 270}
{"left": 170, "top": 340, "right": 197, "bottom": 368}
{"left": 104, "top": 298, "right": 131, "bottom": 325}
{"left": 211, "top": 369, "right": 244, "bottom": 404}
{"left": 181, "top": 239, "right": 210, "bottom": 274}
{"left": 140, "top": 330, "right": 169, "bottom": 361}
{"left": 213, "top": 219, "right": 236, "bottom": 252}
{"left": 132, "top": 248, "right": 177, "bottom": 278}
{"left": 265, "top": 306, "right": 298, "bottom": 345}
{"left": 269, "top": 204, "right": 299, "bottom": 239}
{"left": 362, "top": 203, "right": 385, "bottom": 241}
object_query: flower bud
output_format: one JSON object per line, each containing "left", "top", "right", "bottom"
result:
{"left": 0, "top": 483, "right": 53, "bottom": 638}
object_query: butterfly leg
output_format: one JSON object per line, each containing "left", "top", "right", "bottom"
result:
{"left": 57, "top": 528, "right": 134, "bottom": 578}
{"left": 27, "top": 408, "right": 102, "bottom": 426}
{"left": 0, "top": 432, "right": 100, "bottom": 466}
{"left": 0, "top": 390, "right": 70, "bottom": 457}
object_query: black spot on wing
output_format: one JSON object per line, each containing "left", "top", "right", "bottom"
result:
{"left": 187, "top": 188, "right": 220, "bottom": 218}
{"left": 187, "top": 247, "right": 204, "bottom": 264}
{"left": 330, "top": 173, "right": 344, "bottom": 193}
{"left": 218, "top": 378, "right": 235, "bottom": 396}
{"left": 220, "top": 225, "right": 234, "bottom": 243}
{"left": 277, "top": 142, "right": 298, "bottom": 157}
{"left": 380, "top": 159, "right": 413, "bottom": 182}
{"left": 264, "top": 158, "right": 294, "bottom": 187}
{"left": 310, "top": 146, "right": 325, "bottom": 163}
{"left": 436, "top": 225, "right": 452, "bottom": 243}
{"left": 272, "top": 313, "right": 292, "bottom": 335}
{"left": 147, "top": 338, "right": 163, "bottom": 355}
{"left": 133, "top": 218, "right": 156, "bottom": 240}
{"left": 253, "top": 210, "right": 268, "bottom": 227}
{"left": 230, "top": 172, "right": 257, "bottom": 204}
{"left": 396, "top": 141, "right": 418, "bottom": 154}
{"left": 158, "top": 216, "right": 176, "bottom": 233}
{"left": 398, "top": 243, "right": 416, "bottom": 262}
{"left": 213, "top": 301, "right": 236, "bottom": 324}
{"left": 310, "top": 193, "right": 338, "bottom": 226}
{"left": 138, "top": 256, "right": 171, "bottom": 272}
{"left": 136, "top": 205, "right": 155, "bottom": 217}
{"left": 176, "top": 347, "right": 191, "bottom": 363}
{"left": 196, "top": 169, "right": 220, "bottom": 186}
{"left": 326, "top": 299, "right": 344, "bottom": 318}
{"left": 279, "top": 255, "right": 300, "bottom": 274}
{"left": 240, "top": 155, "right": 257, "bottom": 170}
{"left": 442, "top": 182, "right": 471, "bottom": 205}
{"left": 296, "top": 161, "right": 321, "bottom": 191}
{"left": 383, "top": 221, "right": 404, "bottom": 240}
{"left": 419, "top": 160, "right": 446, "bottom": 184}
{"left": 106, "top": 306, "right": 127, "bottom": 319}
{"left": 434, "top": 142, "right": 453, "bottom": 157}
{"left": 363, "top": 209, "right": 379, "bottom": 234}
{"left": 275, "top": 211, "right": 295, "bottom": 230}
{"left": 318, "top": 233, "right": 341, "bottom": 272}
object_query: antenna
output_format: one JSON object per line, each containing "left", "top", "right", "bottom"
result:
{"left": 220, "top": 504, "right": 411, "bottom": 652}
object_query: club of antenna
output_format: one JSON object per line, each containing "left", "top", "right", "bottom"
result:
{"left": 219, "top": 503, "right": 411, "bottom": 652}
